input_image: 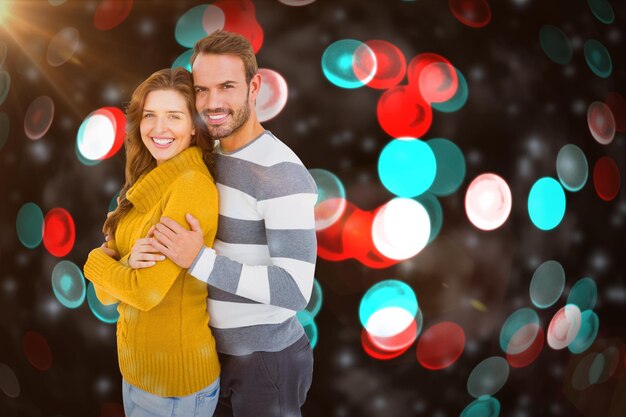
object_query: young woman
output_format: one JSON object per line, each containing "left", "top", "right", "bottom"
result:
{"left": 83, "top": 67, "right": 220, "bottom": 417}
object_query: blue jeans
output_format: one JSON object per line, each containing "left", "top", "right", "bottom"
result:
{"left": 122, "top": 377, "right": 220, "bottom": 417}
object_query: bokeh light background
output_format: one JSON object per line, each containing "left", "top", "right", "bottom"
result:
{"left": 1, "top": 1, "right": 626, "bottom": 416}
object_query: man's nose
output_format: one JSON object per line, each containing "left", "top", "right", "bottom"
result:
{"left": 199, "top": 92, "right": 221, "bottom": 112}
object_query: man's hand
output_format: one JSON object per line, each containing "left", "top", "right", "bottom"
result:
{"left": 129, "top": 226, "right": 165, "bottom": 269}
{"left": 99, "top": 242, "right": 120, "bottom": 260}
{"left": 151, "top": 214, "right": 205, "bottom": 269}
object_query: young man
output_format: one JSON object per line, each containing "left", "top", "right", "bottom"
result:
{"left": 128, "top": 31, "right": 317, "bottom": 417}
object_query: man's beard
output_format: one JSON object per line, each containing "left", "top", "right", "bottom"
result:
{"left": 203, "top": 99, "right": 251, "bottom": 140}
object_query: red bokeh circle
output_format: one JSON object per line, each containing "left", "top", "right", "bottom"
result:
{"left": 448, "top": 0, "right": 492, "bottom": 28}
{"left": 94, "top": 0, "right": 133, "bottom": 31}
{"left": 593, "top": 156, "right": 620, "bottom": 201}
{"left": 23, "top": 331, "right": 52, "bottom": 371}
{"left": 43, "top": 208, "right": 76, "bottom": 257}
{"left": 416, "top": 322, "right": 465, "bottom": 370}
{"left": 377, "top": 85, "right": 432, "bottom": 139}
{"left": 507, "top": 325, "right": 545, "bottom": 368}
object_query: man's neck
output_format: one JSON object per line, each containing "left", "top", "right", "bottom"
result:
{"left": 219, "top": 118, "right": 266, "bottom": 153}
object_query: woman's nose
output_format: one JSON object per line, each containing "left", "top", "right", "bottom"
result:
{"left": 154, "top": 117, "right": 167, "bottom": 132}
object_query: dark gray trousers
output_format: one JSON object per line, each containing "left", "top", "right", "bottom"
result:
{"left": 214, "top": 335, "right": 314, "bottom": 417}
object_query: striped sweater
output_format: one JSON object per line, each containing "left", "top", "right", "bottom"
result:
{"left": 189, "top": 131, "right": 318, "bottom": 355}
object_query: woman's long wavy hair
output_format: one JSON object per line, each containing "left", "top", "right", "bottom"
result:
{"left": 103, "top": 67, "right": 215, "bottom": 238}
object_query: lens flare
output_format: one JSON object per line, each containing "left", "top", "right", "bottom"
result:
{"left": 367, "top": 309, "right": 423, "bottom": 352}
{"left": 587, "top": 101, "right": 616, "bottom": 145}
{"left": 539, "top": 25, "right": 573, "bottom": 65}
{"left": 377, "top": 86, "right": 432, "bottom": 139}
{"left": 16, "top": 202, "right": 44, "bottom": 249}
{"left": 256, "top": 68, "right": 288, "bottom": 122}
{"left": 427, "top": 138, "right": 466, "bottom": 196}
{"left": 593, "top": 156, "right": 620, "bottom": 202}
{"left": 500, "top": 308, "right": 540, "bottom": 355}
{"left": 360, "top": 40, "right": 406, "bottom": 90}
{"left": 448, "top": 0, "right": 492, "bottom": 28}
{"left": 372, "top": 198, "right": 431, "bottom": 260}
{"left": 547, "top": 305, "right": 582, "bottom": 350}
{"left": 43, "top": 208, "right": 76, "bottom": 257}
{"left": 407, "top": 53, "right": 457, "bottom": 102}
{"left": 94, "top": 0, "right": 133, "bottom": 31}
{"left": 86, "top": 283, "right": 119, "bottom": 324}
{"left": 528, "top": 177, "right": 566, "bottom": 231}
{"left": 529, "top": 260, "right": 566, "bottom": 309}
{"left": 467, "top": 356, "right": 510, "bottom": 398}
{"left": 460, "top": 396, "right": 500, "bottom": 417}
{"left": 76, "top": 107, "right": 126, "bottom": 162}
{"left": 465, "top": 173, "right": 512, "bottom": 231}
{"left": 310, "top": 169, "right": 346, "bottom": 231}
{"left": 589, "top": 0, "right": 615, "bottom": 23}
{"left": 0, "top": 70, "right": 10, "bottom": 106}
{"left": 417, "top": 61, "right": 459, "bottom": 103}
{"left": 378, "top": 137, "right": 437, "bottom": 198}
{"left": 584, "top": 39, "right": 612, "bottom": 78}
{"left": 432, "top": 66, "right": 469, "bottom": 113}
{"left": 416, "top": 322, "right": 465, "bottom": 370}
{"left": 175, "top": 5, "right": 210, "bottom": 48}
{"left": 568, "top": 310, "right": 599, "bottom": 354}
{"left": 0, "top": 364, "right": 20, "bottom": 398}
{"left": 567, "top": 277, "right": 597, "bottom": 311}
{"left": 202, "top": 5, "right": 226, "bottom": 34}
{"left": 359, "top": 280, "right": 418, "bottom": 334}
{"left": 24, "top": 96, "right": 54, "bottom": 140}
{"left": 506, "top": 324, "right": 544, "bottom": 368}
{"left": 172, "top": 49, "right": 193, "bottom": 72}
{"left": 23, "top": 331, "right": 52, "bottom": 371}
{"left": 218, "top": 0, "right": 264, "bottom": 53}
{"left": 556, "top": 144, "right": 588, "bottom": 192}
{"left": 322, "top": 39, "right": 376, "bottom": 89}
{"left": 51, "top": 260, "right": 86, "bottom": 309}
{"left": 46, "top": 27, "right": 79, "bottom": 67}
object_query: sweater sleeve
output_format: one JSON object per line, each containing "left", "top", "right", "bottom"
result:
{"left": 84, "top": 172, "right": 218, "bottom": 312}
{"left": 188, "top": 164, "right": 317, "bottom": 311}
{"left": 93, "top": 240, "right": 125, "bottom": 306}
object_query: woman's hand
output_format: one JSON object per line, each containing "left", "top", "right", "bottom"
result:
{"left": 99, "top": 242, "right": 119, "bottom": 260}
{"left": 129, "top": 226, "right": 166, "bottom": 269}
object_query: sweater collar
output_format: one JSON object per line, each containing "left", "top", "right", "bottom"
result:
{"left": 126, "top": 146, "right": 206, "bottom": 212}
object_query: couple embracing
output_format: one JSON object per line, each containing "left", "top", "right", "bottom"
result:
{"left": 84, "top": 30, "right": 317, "bottom": 417}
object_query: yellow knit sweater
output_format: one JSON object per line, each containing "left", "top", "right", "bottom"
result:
{"left": 83, "top": 146, "right": 220, "bottom": 397}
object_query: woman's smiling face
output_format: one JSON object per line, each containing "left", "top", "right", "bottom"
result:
{"left": 140, "top": 89, "right": 195, "bottom": 165}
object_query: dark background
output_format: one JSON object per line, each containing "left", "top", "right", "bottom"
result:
{"left": 1, "top": 0, "right": 625, "bottom": 416}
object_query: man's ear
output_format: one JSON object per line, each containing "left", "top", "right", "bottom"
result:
{"left": 248, "top": 72, "right": 262, "bottom": 101}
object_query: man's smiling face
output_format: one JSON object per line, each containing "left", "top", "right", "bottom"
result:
{"left": 192, "top": 53, "right": 253, "bottom": 141}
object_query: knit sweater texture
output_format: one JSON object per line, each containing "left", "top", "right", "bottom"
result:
{"left": 84, "top": 146, "right": 220, "bottom": 397}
